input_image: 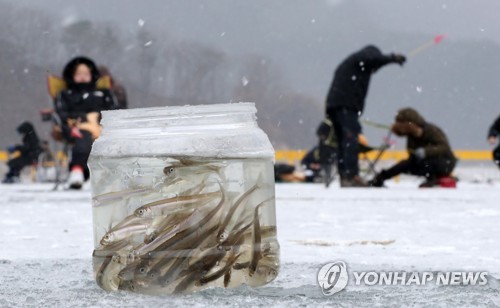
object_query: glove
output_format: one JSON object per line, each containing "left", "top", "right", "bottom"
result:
{"left": 392, "top": 53, "right": 406, "bottom": 66}
{"left": 7, "top": 145, "right": 17, "bottom": 153}
{"left": 414, "top": 147, "right": 426, "bottom": 160}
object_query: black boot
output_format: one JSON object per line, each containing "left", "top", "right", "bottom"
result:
{"left": 2, "top": 170, "right": 20, "bottom": 184}
{"left": 368, "top": 171, "right": 388, "bottom": 188}
{"left": 2, "top": 175, "right": 19, "bottom": 184}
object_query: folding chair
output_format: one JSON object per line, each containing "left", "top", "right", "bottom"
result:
{"left": 43, "top": 74, "right": 111, "bottom": 190}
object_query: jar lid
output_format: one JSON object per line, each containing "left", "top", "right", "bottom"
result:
{"left": 91, "top": 103, "right": 275, "bottom": 159}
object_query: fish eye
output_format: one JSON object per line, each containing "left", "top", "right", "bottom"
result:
{"left": 139, "top": 267, "right": 146, "bottom": 273}
{"left": 164, "top": 167, "right": 175, "bottom": 176}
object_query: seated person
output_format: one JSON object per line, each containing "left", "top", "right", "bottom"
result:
{"left": 274, "top": 163, "right": 304, "bottom": 183}
{"left": 369, "top": 108, "right": 457, "bottom": 188}
{"left": 274, "top": 147, "right": 325, "bottom": 183}
{"left": 2, "top": 122, "right": 42, "bottom": 183}
{"left": 300, "top": 146, "right": 324, "bottom": 183}
{"left": 488, "top": 115, "right": 500, "bottom": 169}
{"left": 53, "top": 56, "right": 119, "bottom": 189}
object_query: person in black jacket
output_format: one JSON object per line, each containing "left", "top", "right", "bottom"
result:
{"left": 488, "top": 115, "right": 500, "bottom": 169}
{"left": 2, "top": 122, "right": 42, "bottom": 183}
{"left": 326, "top": 45, "right": 406, "bottom": 187}
{"left": 54, "top": 56, "right": 119, "bottom": 189}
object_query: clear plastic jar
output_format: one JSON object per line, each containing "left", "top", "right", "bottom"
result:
{"left": 88, "top": 103, "right": 279, "bottom": 294}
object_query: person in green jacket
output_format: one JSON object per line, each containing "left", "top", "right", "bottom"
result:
{"left": 369, "top": 108, "right": 457, "bottom": 188}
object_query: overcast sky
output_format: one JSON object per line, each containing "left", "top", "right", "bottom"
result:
{"left": 4, "top": 0, "right": 500, "bottom": 149}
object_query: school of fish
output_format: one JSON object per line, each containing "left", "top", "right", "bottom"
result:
{"left": 91, "top": 158, "right": 279, "bottom": 294}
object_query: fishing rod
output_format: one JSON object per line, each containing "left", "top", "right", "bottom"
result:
{"left": 361, "top": 119, "right": 391, "bottom": 130}
{"left": 407, "top": 34, "right": 446, "bottom": 58}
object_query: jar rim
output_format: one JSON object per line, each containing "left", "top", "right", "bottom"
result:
{"left": 92, "top": 102, "right": 274, "bottom": 158}
{"left": 101, "top": 102, "right": 256, "bottom": 122}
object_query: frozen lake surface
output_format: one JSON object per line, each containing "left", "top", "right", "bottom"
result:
{"left": 0, "top": 178, "right": 499, "bottom": 307}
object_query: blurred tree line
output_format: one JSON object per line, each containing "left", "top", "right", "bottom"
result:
{"left": 0, "top": 2, "right": 322, "bottom": 150}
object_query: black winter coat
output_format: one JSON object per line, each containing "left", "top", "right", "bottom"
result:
{"left": 55, "top": 56, "right": 119, "bottom": 123}
{"left": 488, "top": 115, "right": 500, "bottom": 138}
{"left": 326, "top": 45, "right": 397, "bottom": 114}
{"left": 15, "top": 122, "right": 41, "bottom": 160}
{"left": 55, "top": 88, "right": 118, "bottom": 123}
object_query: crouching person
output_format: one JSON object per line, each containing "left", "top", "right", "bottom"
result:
{"left": 369, "top": 108, "right": 457, "bottom": 188}
{"left": 2, "top": 122, "right": 42, "bottom": 183}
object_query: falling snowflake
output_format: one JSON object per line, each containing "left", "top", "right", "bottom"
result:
{"left": 138, "top": 19, "right": 145, "bottom": 27}
{"left": 241, "top": 76, "right": 249, "bottom": 86}
{"left": 416, "top": 86, "right": 423, "bottom": 93}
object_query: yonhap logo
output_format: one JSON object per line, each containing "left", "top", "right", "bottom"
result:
{"left": 317, "top": 261, "right": 489, "bottom": 296}
{"left": 317, "top": 261, "right": 349, "bottom": 296}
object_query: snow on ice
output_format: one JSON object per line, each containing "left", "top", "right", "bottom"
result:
{"left": 0, "top": 171, "right": 499, "bottom": 306}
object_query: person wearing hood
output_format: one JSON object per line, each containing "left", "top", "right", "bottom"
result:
{"left": 2, "top": 122, "right": 42, "bottom": 183}
{"left": 369, "top": 108, "right": 457, "bottom": 188}
{"left": 487, "top": 115, "right": 500, "bottom": 169}
{"left": 325, "top": 45, "right": 406, "bottom": 187}
{"left": 54, "top": 56, "right": 119, "bottom": 189}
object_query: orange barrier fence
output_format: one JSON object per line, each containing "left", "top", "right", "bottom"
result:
{"left": 0, "top": 150, "right": 493, "bottom": 164}
{"left": 275, "top": 150, "right": 493, "bottom": 164}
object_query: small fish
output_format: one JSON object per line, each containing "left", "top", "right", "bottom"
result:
{"left": 223, "top": 271, "right": 231, "bottom": 288}
{"left": 96, "top": 256, "right": 113, "bottom": 290}
{"left": 162, "top": 163, "right": 223, "bottom": 189}
{"left": 174, "top": 271, "right": 205, "bottom": 294}
{"left": 93, "top": 187, "right": 152, "bottom": 207}
{"left": 156, "top": 224, "right": 220, "bottom": 287}
{"left": 249, "top": 200, "right": 269, "bottom": 276}
{"left": 219, "top": 220, "right": 253, "bottom": 250}
{"left": 147, "top": 185, "right": 225, "bottom": 255}
{"left": 198, "top": 252, "right": 242, "bottom": 286}
{"left": 100, "top": 224, "right": 148, "bottom": 246}
{"left": 217, "top": 184, "right": 259, "bottom": 243}
{"left": 93, "top": 239, "right": 130, "bottom": 258}
{"left": 144, "top": 211, "right": 192, "bottom": 244}
{"left": 133, "top": 206, "right": 211, "bottom": 257}
{"left": 163, "top": 161, "right": 224, "bottom": 178}
{"left": 96, "top": 248, "right": 131, "bottom": 291}
{"left": 178, "top": 246, "right": 226, "bottom": 278}
{"left": 177, "top": 223, "right": 246, "bottom": 278}
{"left": 233, "top": 262, "right": 250, "bottom": 270}
{"left": 254, "top": 264, "right": 279, "bottom": 284}
{"left": 134, "top": 190, "right": 221, "bottom": 218}
{"left": 117, "top": 260, "right": 140, "bottom": 281}
{"left": 129, "top": 197, "right": 223, "bottom": 286}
